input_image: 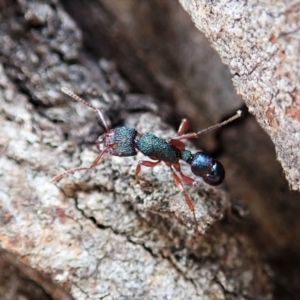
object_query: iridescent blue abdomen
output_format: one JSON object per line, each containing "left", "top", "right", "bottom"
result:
{"left": 137, "top": 133, "right": 180, "bottom": 162}
{"left": 190, "top": 152, "right": 225, "bottom": 185}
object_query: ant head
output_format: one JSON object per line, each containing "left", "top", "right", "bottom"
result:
{"left": 190, "top": 152, "right": 225, "bottom": 186}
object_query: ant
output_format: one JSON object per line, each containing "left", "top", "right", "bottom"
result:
{"left": 51, "top": 87, "right": 241, "bottom": 232}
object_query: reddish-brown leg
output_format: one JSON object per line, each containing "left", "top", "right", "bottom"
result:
{"left": 170, "top": 119, "right": 190, "bottom": 149}
{"left": 177, "top": 118, "right": 190, "bottom": 136}
{"left": 170, "top": 139, "right": 186, "bottom": 150}
{"left": 50, "top": 147, "right": 109, "bottom": 183}
{"left": 168, "top": 165, "right": 199, "bottom": 233}
{"left": 172, "top": 162, "right": 198, "bottom": 186}
{"left": 172, "top": 110, "right": 242, "bottom": 141}
{"left": 171, "top": 132, "right": 198, "bottom": 141}
{"left": 135, "top": 160, "right": 161, "bottom": 182}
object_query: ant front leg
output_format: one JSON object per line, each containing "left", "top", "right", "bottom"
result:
{"left": 50, "top": 147, "right": 109, "bottom": 183}
{"left": 135, "top": 159, "right": 161, "bottom": 183}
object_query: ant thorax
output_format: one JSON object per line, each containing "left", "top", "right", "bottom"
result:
{"left": 137, "top": 133, "right": 181, "bottom": 163}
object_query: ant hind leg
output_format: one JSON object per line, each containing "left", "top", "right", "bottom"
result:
{"left": 171, "top": 110, "right": 242, "bottom": 141}
{"left": 176, "top": 119, "right": 190, "bottom": 136}
{"left": 172, "top": 162, "right": 198, "bottom": 186}
{"left": 169, "top": 119, "right": 190, "bottom": 150}
{"left": 169, "top": 165, "right": 199, "bottom": 234}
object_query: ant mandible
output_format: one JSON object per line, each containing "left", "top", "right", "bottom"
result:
{"left": 51, "top": 87, "right": 241, "bottom": 232}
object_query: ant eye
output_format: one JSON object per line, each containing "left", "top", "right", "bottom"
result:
{"left": 203, "top": 161, "right": 225, "bottom": 186}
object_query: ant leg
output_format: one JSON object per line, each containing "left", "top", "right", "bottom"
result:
{"left": 169, "top": 119, "right": 190, "bottom": 150}
{"left": 173, "top": 162, "right": 198, "bottom": 186}
{"left": 177, "top": 119, "right": 190, "bottom": 136}
{"left": 169, "top": 166, "right": 199, "bottom": 233}
{"left": 50, "top": 147, "right": 109, "bottom": 183}
{"left": 135, "top": 160, "right": 161, "bottom": 182}
{"left": 170, "top": 139, "right": 186, "bottom": 150}
{"left": 172, "top": 110, "right": 242, "bottom": 141}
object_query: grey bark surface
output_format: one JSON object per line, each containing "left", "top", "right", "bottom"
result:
{"left": 57, "top": 1, "right": 300, "bottom": 297}
{"left": 0, "top": 1, "right": 274, "bottom": 299}
{"left": 179, "top": 0, "right": 300, "bottom": 191}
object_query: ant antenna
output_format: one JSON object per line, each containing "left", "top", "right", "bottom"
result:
{"left": 61, "top": 87, "right": 110, "bottom": 132}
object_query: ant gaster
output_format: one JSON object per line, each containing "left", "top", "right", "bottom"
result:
{"left": 51, "top": 87, "right": 241, "bottom": 232}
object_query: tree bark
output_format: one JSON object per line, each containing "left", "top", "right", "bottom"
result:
{"left": 179, "top": 0, "right": 300, "bottom": 191}
{"left": 0, "top": 0, "right": 289, "bottom": 299}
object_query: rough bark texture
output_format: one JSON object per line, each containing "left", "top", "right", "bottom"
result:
{"left": 0, "top": 0, "right": 276, "bottom": 299}
{"left": 58, "top": 1, "right": 300, "bottom": 298}
{"left": 179, "top": 0, "right": 300, "bottom": 191}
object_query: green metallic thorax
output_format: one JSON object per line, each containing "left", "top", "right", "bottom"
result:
{"left": 136, "top": 133, "right": 181, "bottom": 163}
